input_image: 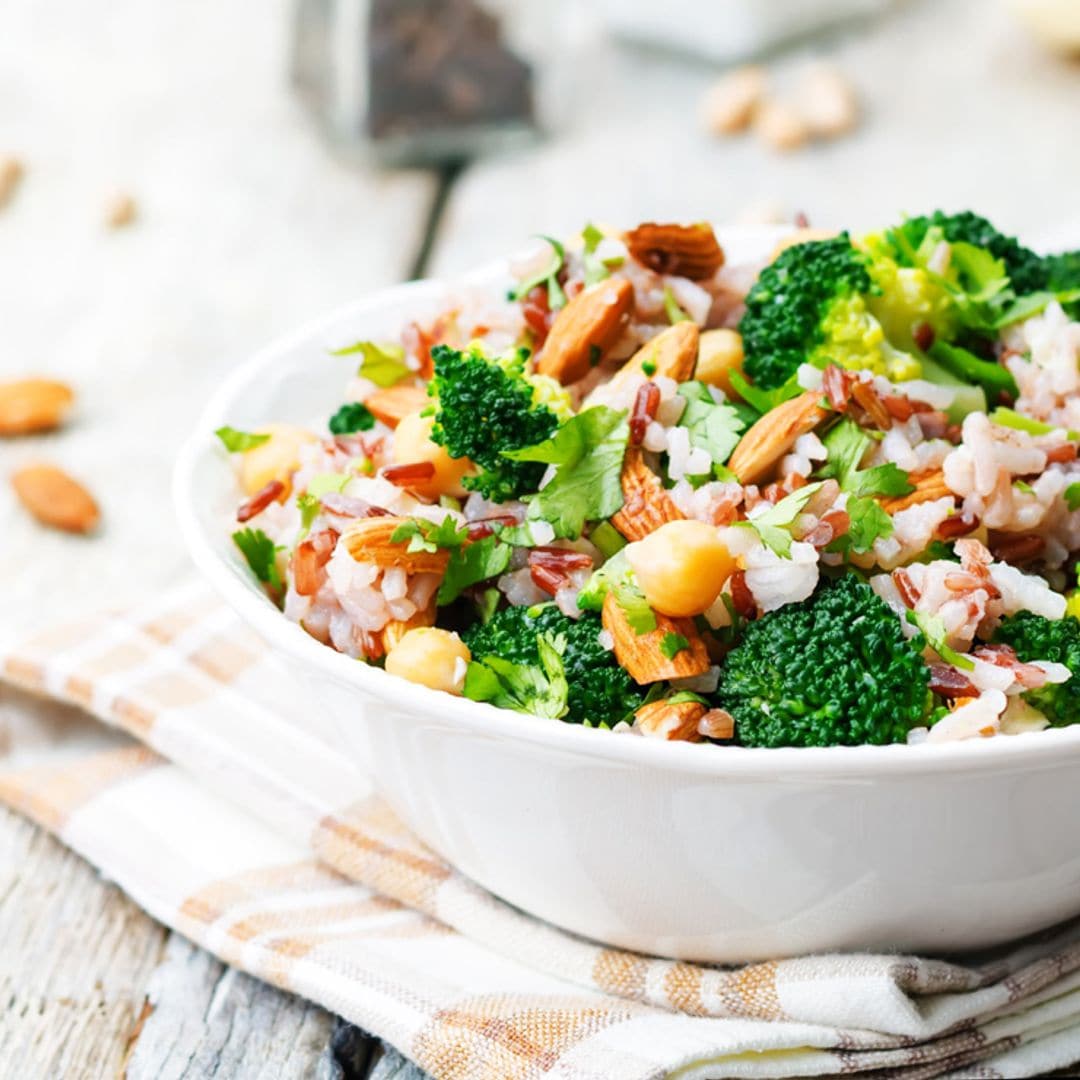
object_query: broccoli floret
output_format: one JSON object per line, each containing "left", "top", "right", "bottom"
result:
{"left": 739, "top": 233, "right": 922, "bottom": 389}
{"left": 1045, "top": 251, "right": 1080, "bottom": 318}
{"left": 993, "top": 611, "right": 1080, "bottom": 727}
{"left": 430, "top": 344, "right": 562, "bottom": 503}
{"left": 462, "top": 604, "right": 644, "bottom": 726}
{"left": 898, "top": 211, "right": 1048, "bottom": 295}
{"left": 716, "top": 576, "right": 930, "bottom": 748}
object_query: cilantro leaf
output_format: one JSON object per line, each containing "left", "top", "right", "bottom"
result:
{"left": 464, "top": 632, "right": 569, "bottom": 718}
{"left": 437, "top": 536, "right": 512, "bottom": 605}
{"left": 843, "top": 495, "right": 894, "bottom": 553}
{"left": 504, "top": 406, "right": 629, "bottom": 539}
{"left": 232, "top": 528, "right": 283, "bottom": 591}
{"left": 390, "top": 516, "right": 469, "bottom": 554}
{"left": 728, "top": 369, "right": 803, "bottom": 419}
{"left": 297, "top": 493, "right": 321, "bottom": 537}
{"left": 676, "top": 381, "right": 746, "bottom": 473}
{"left": 329, "top": 402, "right": 375, "bottom": 434}
{"left": 906, "top": 609, "right": 974, "bottom": 671}
{"left": 817, "top": 417, "right": 913, "bottom": 498}
{"left": 509, "top": 236, "right": 567, "bottom": 311}
{"left": 582, "top": 223, "right": 622, "bottom": 286}
{"left": 1066, "top": 483, "right": 1080, "bottom": 512}
{"left": 614, "top": 581, "right": 657, "bottom": 634}
{"left": 660, "top": 632, "right": 690, "bottom": 660}
{"left": 736, "top": 482, "right": 823, "bottom": 558}
{"left": 576, "top": 549, "right": 658, "bottom": 634}
{"left": 215, "top": 426, "right": 270, "bottom": 453}
{"left": 332, "top": 341, "right": 412, "bottom": 387}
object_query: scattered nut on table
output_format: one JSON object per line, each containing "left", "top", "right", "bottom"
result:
{"left": 0, "top": 155, "right": 24, "bottom": 209}
{"left": 798, "top": 64, "right": 859, "bottom": 139}
{"left": 0, "top": 378, "right": 75, "bottom": 436}
{"left": 701, "top": 66, "right": 766, "bottom": 135}
{"left": 104, "top": 192, "right": 137, "bottom": 228}
{"left": 12, "top": 463, "right": 100, "bottom": 534}
{"left": 754, "top": 99, "right": 810, "bottom": 152}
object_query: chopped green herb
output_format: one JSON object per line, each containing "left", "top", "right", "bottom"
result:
{"left": 232, "top": 528, "right": 282, "bottom": 591}
{"left": 328, "top": 402, "right": 375, "bottom": 434}
{"left": 990, "top": 407, "right": 1080, "bottom": 440}
{"left": 728, "top": 369, "right": 803, "bottom": 418}
{"left": 660, "top": 632, "right": 690, "bottom": 659}
{"left": 464, "top": 632, "right": 569, "bottom": 718}
{"left": 215, "top": 426, "right": 270, "bottom": 453}
{"left": 676, "top": 381, "right": 746, "bottom": 474}
{"left": 509, "top": 236, "right": 567, "bottom": 311}
{"left": 390, "top": 516, "right": 468, "bottom": 554}
{"left": 615, "top": 581, "right": 657, "bottom": 635}
{"left": 296, "top": 493, "right": 321, "bottom": 537}
{"left": 306, "top": 472, "right": 351, "bottom": 499}
{"left": 582, "top": 223, "right": 622, "bottom": 286}
{"left": 641, "top": 359, "right": 657, "bottom": 376}
{"left": 589, "top": 520, "right": 627, "bottom": 559}
{"left": 437, "top": 536, "right": 512, "bottom": 605}
{"left": 906, "top": 609, "right": 974, "bottom": 671}
{"left": 505, "top": 406, "right": 629, "bottom": 539}
{"left": 817, "top": 417, "right": 913, "bottom": 498}
{"left": 735, "top": 482, "right": 824, "bottom": 558}
{"left": 1066, "top": 483, "right": 1080, "bottom": 512}
{"left": 663, "top": 285, "right": 691, "bottom": 324}
{"left": 1014, "top": 479, "right": 1035, "bottom": 496}
{"left": 331, "top": 340, "right": 412, "bottom": 387}
{"left": 474, "top": 587, "right": 501, "bottom": 624}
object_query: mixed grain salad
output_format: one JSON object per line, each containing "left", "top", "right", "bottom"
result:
{"left": 218, "top": 213, "right": 1080, "bottom": 748}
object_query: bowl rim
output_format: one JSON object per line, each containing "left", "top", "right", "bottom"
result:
{"left": 173, "top": 231, "right": 1080, "bottom": 780}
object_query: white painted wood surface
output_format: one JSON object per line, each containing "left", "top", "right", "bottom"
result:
{"left": 3, "top": 0, "right": 1080, "bottom": 1075}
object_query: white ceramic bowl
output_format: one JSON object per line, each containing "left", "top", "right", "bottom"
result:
{"left": 175, "top": 226, "right": 1080, "bottom": 963}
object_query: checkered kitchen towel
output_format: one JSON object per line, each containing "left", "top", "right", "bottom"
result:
{"left": 4, "top": 583, "right": 1080, "bottom": 1079}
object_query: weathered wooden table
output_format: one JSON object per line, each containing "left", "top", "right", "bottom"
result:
{"left": 3, "top": 0, "right": 1080, "bottom": 1074}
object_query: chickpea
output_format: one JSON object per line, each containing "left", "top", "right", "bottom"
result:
{"left": 626, "top": 520, "right": 735, "bottom": 618}
{"left": 392, "top": 410, "right": 473, "bottom": 499}
{"left": 695, "top": 329, "right": 744, "bottom": 399}
{"left": 385, "top": 627, "right": 471, "bottom": 695}
{"left": 239, "top": 423, "right": 318, "bottom": 496}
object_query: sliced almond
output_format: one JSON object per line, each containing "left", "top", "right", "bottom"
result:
{"left": 694, "top": 329, "right": 744, "bottom": 398}
{"left": 624, "top": 222, "right": 724, "bottom": 280}
{"left": 341, "top": 516, "right": 450, "bottom": 575}
{"left": 365, "top": 384, "right": 429, "bottom": 429}
{"left": 611, "top": 448, "right": 686, "bottom": 542}
{"left": 0, "top": 378, "right": 75, "bottom": 436}
{"left": 634, "top": 698, "right": 706, "bottom": 741}
{"left": 12, "top": 464, "right": 99, "bottom": 534}
{"left": 878, "top": 469, "right": 954, "bottom": 515}
{"left": 536, "top": 278, "right": 634, "bottom": 385}
{"left": 727, "top": 391, "right": 828, "bottom": 486}
{"left": 602, "top": 593, "right": 710, "bottom": 684}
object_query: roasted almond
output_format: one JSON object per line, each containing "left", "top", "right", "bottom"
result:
{"left": 341, "top": 516, "right": 450, "bottom": 575}
{"left": 619, "top": 322, "right": 699, "bottom": 386}
{"left": 536, "top": 277, "right": 634, "bottom": 384}
{"left": 625, "top": 222, "right": 724, "bottom": 281}
{"left": 0, "top": 378, "right": 75, "bottom": 436}
{"left": 12, "top": 463, "right": 100, "bottom": 534}
{"left": 601, "top": 593, "right": 710, "bottom": 684}
{"left": 365, "top": 384, "right": 429, "bottom": 429}
{"left": 727, "top": 391, "right": 828, "bottom": 486}
{"left": 634, "top": 698, "right": 706, "bottom": 741}
{"left": 611, "top": 448, "right": 686, "bottom": 542}
{"left": 878, "top": 469, "right": 954, "bottom": 515}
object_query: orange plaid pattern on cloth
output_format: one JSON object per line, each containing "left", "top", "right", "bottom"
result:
{"left": 4, "top": 581, "right": 1080, "bottom": 1079}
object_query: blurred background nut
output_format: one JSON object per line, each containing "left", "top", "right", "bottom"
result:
{"left": 754, "top": 99, "right": 810, "bottom": 151}
{"left": 798, "top": 64, "right": 859, "bottom": 139}
{"left": 0, "top": 378, "right": 75, "bottom": 436}
{"left": 0, "top": 154, "right": 24, "bottom": 209}
{"left": 701, "top": 65, "right": 766, "bottom": 135}
{"left": 104, "top": 191, "right": 138, "bottom": 228}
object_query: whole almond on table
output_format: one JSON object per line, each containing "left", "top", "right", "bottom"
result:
{"left": 0, "top": 155, "right": 24, "bottom": 209}
{"left": 0, "top": 378, "right": 75, "bottom": 436}
{"left": 701, "top": 66, "right": 766, "bottom": 135}
{"left": 536, "top": 277, "right": 634, "bottom": 385}
{"left": 104, "top": 192, "right": 137, "bottom": 228}
{"left": 12, "top": 464, "right": 100, "bottom": 534}
{"left": 799, "top": 64, "right": 859, "bottom": 139}
{"left": 754, "top": 99, "right": 810, "bottom": 152}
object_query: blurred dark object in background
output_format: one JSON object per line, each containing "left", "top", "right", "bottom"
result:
{"left": 293, "top": 0, "right": 537, "bottom": 166}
